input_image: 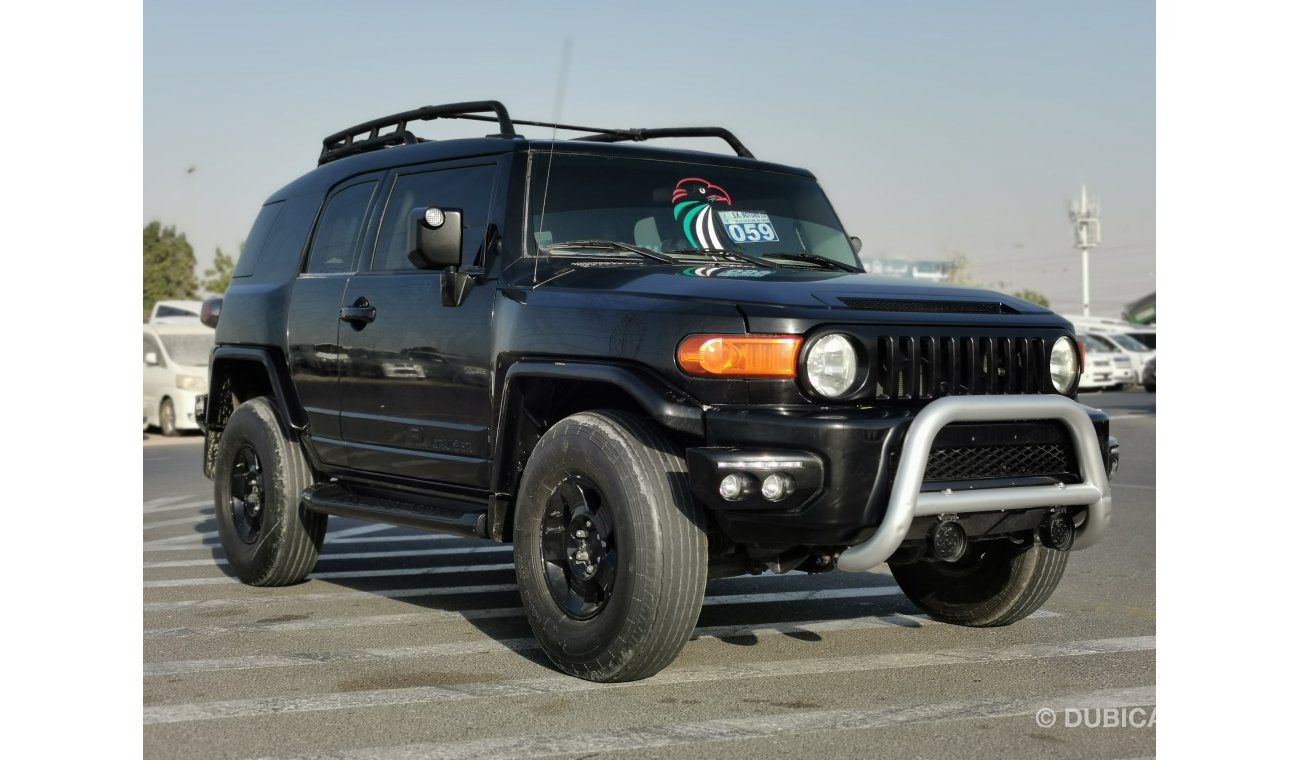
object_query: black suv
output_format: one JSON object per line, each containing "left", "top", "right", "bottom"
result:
{"left": 198, "top": 100, "right": 1117, "bottom": 683}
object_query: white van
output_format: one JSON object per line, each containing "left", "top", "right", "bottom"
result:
{"left": 143, "top": 323, "right": 214, "bottom": 435}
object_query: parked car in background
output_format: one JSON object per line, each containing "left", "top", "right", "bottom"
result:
{"left": 1065, "top": 315, "right": 1156, "bottom": 350}
{"left": 148, "top": 299, "right": 204, "bottom": 324}
{"left": 143, "top": 323, "right": 214, "bottom": 435}
{"left": 1143, "top": 355, "right": 1156, "bottom": 392}
{"left": 1085, "top": 332, "right": 1154, "bottom": 387}
{"left": 1078, "top": 333, "right": 1130, "bottom": 390}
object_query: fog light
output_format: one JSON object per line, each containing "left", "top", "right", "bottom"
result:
{"left": 719, "top": 473, "right": 753, "bottom": 501}
{"left": 760, "top": 472, "right": 795, "bottom": 501}
{"left": 930, "top": 520, "right": 967, "bottom": 562}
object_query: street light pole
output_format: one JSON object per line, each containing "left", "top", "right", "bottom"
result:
{"left": 1070, "top": 186, "right": 1101, "bottom": 317}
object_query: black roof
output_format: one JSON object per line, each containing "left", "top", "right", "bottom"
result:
{"left": 266, "top": 100, "right": 815, "bottom": 202}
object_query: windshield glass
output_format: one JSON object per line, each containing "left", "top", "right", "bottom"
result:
{"left": 1080, "top": 334, "right": 1114, "bottom": 353}
{"left": 1109, "top": 333, "right": 1150, "bottom": 352}
{"left": 161, "top": 334, "right": 213, "bottom": 366}
{"left": 526, "top": 152, "right": 857, "bottom": 268}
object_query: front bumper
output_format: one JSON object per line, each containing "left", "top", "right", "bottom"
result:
{"left": 687, "top": 396, "right": 1113, "bottom": 564}
{"left": 836, "top": 396, "right": 1111, "bottom": 571}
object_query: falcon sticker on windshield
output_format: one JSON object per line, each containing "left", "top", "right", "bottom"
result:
{"left": 671, "top": 178, "right": 732, "bottom": 250}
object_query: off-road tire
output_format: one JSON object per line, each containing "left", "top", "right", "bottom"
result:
{"left": 513, "top": 410, "right": 708, "bottom": 682}
{"left": 889, "top": 536, "right": 1068, "bottom": 626}
{"left": 213, "top": 397, "right": 327, "bottom": 586}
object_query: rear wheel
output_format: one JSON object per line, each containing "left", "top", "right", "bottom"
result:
{"left": 213, "top": 397, "right": 327, "bottom": 586}
{"left": 513, "top": 410, "right": 708, "bottom": 682}
{"left": 888, "top": 536, "right": 1067, "bottom": 626}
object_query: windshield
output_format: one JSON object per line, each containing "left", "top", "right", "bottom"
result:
{"left": 1109, "top": 333, "right": 1150, "bottom": 352}
{"left": 1080, "top": 334, "right": 1114, "bottom": 353}
{"left": 161, "top": 334, "right": 213, "bottom": 366}
{"left": 526, "top": 152, "right": 858, "bottom": 268}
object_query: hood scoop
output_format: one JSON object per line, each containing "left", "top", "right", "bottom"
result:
{"left": 836, "top": 297, "right": 1019, "bottom": 315}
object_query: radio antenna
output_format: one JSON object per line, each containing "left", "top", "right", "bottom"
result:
{"left": 534, "top": 37, "right": 573, "bottom": 284}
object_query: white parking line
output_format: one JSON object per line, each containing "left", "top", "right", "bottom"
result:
{"left": 144, "top": 636, "right": 1149, "bottom": 725}
{"left": 143, "top": 583, "right": 521, "bottom": 613}
{"left": 329, "top": 523, "right": 399, "bottom": 539}
{"left": 144, "top": 544, "right": 511, "bottom": 569}
{"left": 143, "top": 586, "right": 910, "bottom": 638}
{"left": 143, "top": 609, "right": 1061, "bottom": 677}
{"left": 144, "top": 514, "right": 217, "bottom": 530}
{"left": 250, "top": 684, "right": 1155, "bottom": 759}
{"left": 143, "top": 499, "right": 211, "bottom": 515}
{"left": 145, "top": 530, "right": 462, "bottom": 551}
{"left": 142, "top": 563, "right": 517, "bottom": 588}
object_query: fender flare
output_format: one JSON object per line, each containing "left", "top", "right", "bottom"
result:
{"left": 207, "top": 346, "right": 307, "bottom": 436}
{"left": 487, "top": 361, "right": 704, "bottom": 540}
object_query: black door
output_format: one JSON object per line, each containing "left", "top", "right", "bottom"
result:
{"left": 285, "top": 176, "right": 382, "bottom": 468}
{"left": 336, "top": 161, "right": 500, "bottom": 488}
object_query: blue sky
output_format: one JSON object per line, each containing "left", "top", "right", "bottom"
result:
{"left": 144, "top": 0, "right": 1153, "bottom": 313}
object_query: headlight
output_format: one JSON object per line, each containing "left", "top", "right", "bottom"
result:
{"left": 177, "top": 375, "right": 206, "bottom": 392}
{"left": 1049, "top": 337, "right": 1079, "bottom": 393}
{"left": 804, "top": 333, "right": 858, "bottom": 398}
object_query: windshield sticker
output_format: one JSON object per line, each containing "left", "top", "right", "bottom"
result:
{"left": 717, "top": 210, "right": 779, "bottom": 243}
{"left": 681, "top": 266, "right": 776, "bottom": 278}
{"left": 671, "top": 178, "right": 732, "bottom": 250}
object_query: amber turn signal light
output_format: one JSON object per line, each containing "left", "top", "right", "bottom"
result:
{"left": 677, "top": 335, "right": 802, "bottom": 378}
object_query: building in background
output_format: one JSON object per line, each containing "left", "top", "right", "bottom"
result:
{"left": 860, "top": 257, "right": 950, "bottom": 281}
{"left": 1121, "top": 292, "right": 1156, "bottom": 324}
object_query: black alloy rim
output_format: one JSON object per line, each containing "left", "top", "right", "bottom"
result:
{"left": 540, "top": 475, "right": 617, "bottom": 620}
{"left": 228, "top": 445, "right": 265, "bottom": 544}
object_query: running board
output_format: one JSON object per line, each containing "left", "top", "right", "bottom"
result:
{"left": 302, "top": 483, "right": 490, "bottom": 539}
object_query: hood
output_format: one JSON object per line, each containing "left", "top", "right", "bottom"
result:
{"left": 536, "top": 262, "right": 1054, "bottom": 317}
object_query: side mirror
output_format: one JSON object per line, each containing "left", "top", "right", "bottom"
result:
{"left": 145, "top": 351, "right": 160, "bottom": 366}
{"left": 200, "top": 297, "right": 222, "bottom": 328}
{"left": 408, "top": 207, "right": 463, "bottom": 270}
{"left": 849, "top": 236, "right": 863, "bottom": 255}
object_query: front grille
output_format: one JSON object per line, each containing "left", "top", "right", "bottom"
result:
{"left": 874, "top": 335, "right": 1048, "bottom": 399}
{"left": 924, "top": 443, "right": 1072, "bottom": 481}
{"left": 839, "top": 298, "right": 1016, "bottom": 314}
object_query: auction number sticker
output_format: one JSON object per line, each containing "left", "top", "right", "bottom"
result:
{"left": 717, "top": 211, "right": 779, "bottom": 243}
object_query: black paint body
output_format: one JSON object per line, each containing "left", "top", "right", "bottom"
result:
{"left": 204, "top": 133, "right": 1107, "bottom": 557}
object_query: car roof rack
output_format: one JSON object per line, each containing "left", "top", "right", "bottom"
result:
{"left": 319, "top": 100, "right": 754, "bottom": 165}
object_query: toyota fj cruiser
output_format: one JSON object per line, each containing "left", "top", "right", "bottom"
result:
{"left": 198, "top": 100, "right": 1117, "bottom": 683}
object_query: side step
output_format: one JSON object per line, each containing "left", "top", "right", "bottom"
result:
{"left": 302, "top": 483, "right": 489, "bottom": 539}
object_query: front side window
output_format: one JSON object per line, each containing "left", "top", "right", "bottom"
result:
{"left": 525, "top": 152, "right": 857, "bottom": 267}
{"left": 305, "top": 181, "right": 378, "bottom": 274}
{"left": 371, "top": 164, "right": 497, "bottom": 272}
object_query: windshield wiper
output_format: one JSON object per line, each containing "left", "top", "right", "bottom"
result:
{"left": 662, "top": 247, "right": 777, "bottom": 269}
{"left": 758, "top": 252, "right": 860, "bottom": 272}
{"left": 540, "top": 239, "right": 675, "bottom": 264}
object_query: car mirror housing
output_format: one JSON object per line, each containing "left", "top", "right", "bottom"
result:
{"left": 408, "top": 207, "right": 463, "bottom": 270}
{"left": 145, "top": 351, "right": 160, "bottom": 366}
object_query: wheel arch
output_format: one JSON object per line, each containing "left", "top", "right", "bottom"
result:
{"left": 487, "top": 362, "right": 704, "bottom": 542}
{"left": 203, "top": 346, "right": 306, "bottom": 479}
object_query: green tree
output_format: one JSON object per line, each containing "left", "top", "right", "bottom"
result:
{"left": 143, "top": 222, "right": 197, "bottom": 320}
{"left": 1012, "top": 288, "right": 1051, "bottom": 308}
{"left": 202, "top": 244, "right": 240, "bottom": 295}
{"left": 942, "top": 252, "right": 977, "bottom": 285}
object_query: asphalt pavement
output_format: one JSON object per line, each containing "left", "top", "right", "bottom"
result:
{"left": 142, "top": 389, "right": 1156, "bottom": 759}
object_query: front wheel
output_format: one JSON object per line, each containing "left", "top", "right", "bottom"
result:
{"left": 513, "top": 410, "right": 708, "bottom": 682}
{"left": 888, "top": 536, "right": 1068, "bottom": 626}
{"left": 213, "top": 397, "right": 327, "bottom": 586}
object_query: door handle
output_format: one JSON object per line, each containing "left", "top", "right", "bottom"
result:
{"left": 340, "top": 298, "right": 376, "bottom": 325}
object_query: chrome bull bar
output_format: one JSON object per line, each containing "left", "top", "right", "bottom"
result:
{"left": 836, "top": 395, "right": 1112, "bottom": 572}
